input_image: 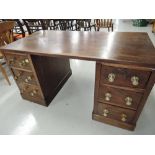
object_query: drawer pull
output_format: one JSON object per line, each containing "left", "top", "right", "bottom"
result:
{"left": 24, "top": 59, "right": 29, "bottom": 64}
{"left": 121, "top": 114, "right": 127, "bottom": 122}
{"left": 30, "top": 90, "right": 37, "bottom": 96}
{"left": 131, "top": 76, "right": 139, "bottom": 86}
{"left": 19, "top": 59, "right": 29, "bottom": 67}
{"left": 24, "top": 76, "right": 32, "bottom": 83}
{"left": 125, "top": 97, "right": 132, "bottom": 106}
{"left": 14, "top": 72, "right": 21, "bottom": 80}
{"left": 103, "top": 109, "right": 109, "bottom": 117}
{"left": 108, "top": 73, "right": 116, "bottom": 83}
{"left": 19, "top": 61, "right": 25, "bottom": 67}
{"left": 105, "top": 93, "right": 112, "bottom": 101}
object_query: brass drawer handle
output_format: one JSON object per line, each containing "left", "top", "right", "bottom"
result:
{"left": 19, "top": 61, "right": 25, "bottom": 67}
{"left": 24, "top": 59, "right": 29, "bottom": 64}
{"left": 24, "top": 76, "right": 32, "bottom": 83}
{"left": 105, "top": 93, "right": 112, "bottom": 101}
{"left": 125, "top": 97, "right": 132, "bottom": 106}
{"left": 131, "top": 76, "right": 139, "bottom": 86}
{"left": 103, "top": 109, "right": 109, "bottom": 117}
{"left": 121, "top": 114, "right": 127, "bottom": 122}
{"left": 30, "top": 90, "right": 37, "bottom": 96}
{"left": 19, "top": 59, "right": 29, "bottom": 67}
{"left": 108, "top": 73, "right": 116, "bottom": 82}
{"left": 14, "top": 72, "right": 22, "bottom": 80}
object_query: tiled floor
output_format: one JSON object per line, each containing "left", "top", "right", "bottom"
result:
{"left": 0, "top": 19, "right": 155, "bottom": 135}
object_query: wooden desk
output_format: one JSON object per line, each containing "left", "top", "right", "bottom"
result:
{"left": 1, "top": 31, "right": 155, "bottom": 131}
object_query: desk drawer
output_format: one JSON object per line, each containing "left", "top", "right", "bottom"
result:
{"left": 11, "top": 68, "right": 38, "bottom": 85}
{"left": 4, "top": 52, "right": 32, "bottom": 70}
{"left": 98, "top": 85, "right": 143, "bottom": 110}
{"left": 19, "top": 83, "right": 44, "bottom": 100}
{"left": 97, "top": 102, "right": 136, "bottom": 124}
{"left": 100, "top": 65, "right": 151, "bottom": 89}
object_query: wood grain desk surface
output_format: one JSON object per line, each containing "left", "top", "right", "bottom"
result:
{"left": 1, "top": 31, "right": 155, "bottom": 67}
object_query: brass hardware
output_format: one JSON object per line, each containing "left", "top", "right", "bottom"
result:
{"left": 103, "top": 109, "right": 109, "bottom": 117}
{"left": 24, "top": 76, "right": 32, "bottom": 83}
{"left": 108, "top": 73, "right": 116, "bottom": 82}
{"left": 105, "top": 93, "right": 112, "bottom": 101}
{"left": 33, "top": 90, "right": 37, "bottom": 94}
{"left": 25, "top": 79, "right": 29, "bottom": 83}
{"left": 14, "top": 72, "right": 21, "bottom": 80}
{"left": 30, "top": 90, "right": 37, "bottom": 96}
{"left": 24, "top": 59, "right": 29, "bottom": 64}
{"left": 19, "top": 59, "right": 29, "bottom": 67}
{"left": 30, "top": 92, "right": 34, "bottom": 96}
{"left": 19, "top": 61, "right": 25, "bottom": 67}
{"left": 27, "top": 76, "right": 32, "bottom": 81}
{"left": 131, "top": 76, "right": 139, "bottom": 86}
{"left": 125, "top": 97, "right": 132, "bottom": 106}
{"left": 121, "top": 114, "right": 127, "bottom": 122}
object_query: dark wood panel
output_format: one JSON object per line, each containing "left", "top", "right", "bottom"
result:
{"left": 31, "top": 55, "right": 72, "bottom": 105}
{"left": 1, "top": 31, "right": 155, "bottom": 67}
{"left": 96, "top": 102, "right": 136, "bottom": 124}
{"left": 100, "top": 65, "right": 151, "bottom": 89}
{"left": 4, "top": 52, "right": 32, "bottom": 70}
{"left": 132, "top": 71, "right": 155, "bottom": 124}
{"left": 98, "top": 85, "right": 143, "bottom": 110}
{"left": 92, "top": 113, "right": 135, "bottom": 131}
{"left": 11, "top": 68, "right": 37, "bottom": 85}
{"left": 93, "top": 62, "right": 102, "bottom": 114}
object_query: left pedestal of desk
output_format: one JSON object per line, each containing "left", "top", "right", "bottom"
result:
{"left": 2, "top": 51, "right": 72, "bottom": 106}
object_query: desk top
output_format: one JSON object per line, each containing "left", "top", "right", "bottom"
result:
{"left": 1, "top": 31, "right": 155, "bottom": 67}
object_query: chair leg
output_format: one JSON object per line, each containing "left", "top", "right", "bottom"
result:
{"left": 111, "top": 24, "right": 114, "bottom": 32}
{"left": 0, "top": 64, "right": 11, "bottom": 85}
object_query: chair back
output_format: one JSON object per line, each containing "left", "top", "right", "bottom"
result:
{"left": 76, "top": 19, "right": 93, "bottom": 31}
{"left": 2, "top": 19, "right": 26, "bottom": 39}
{"left": 0, "top": 21, "right": 15, "bottom": 46}
{"left": 45, "top": 19, "right": 59, "bottom": 30}
{"left": 95, "top": 19, "right": 112, "bottom": 27}
{"left": 23, "top": 19, "right": 46, "bottom": 34}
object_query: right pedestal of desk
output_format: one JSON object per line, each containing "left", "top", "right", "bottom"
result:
{"left": 92, "top": 62, "right": 155, "bottom": 131}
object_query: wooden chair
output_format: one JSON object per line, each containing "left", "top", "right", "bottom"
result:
{"left": 47, "top": 19, "right": 77, "bottom": 31}
{"left": 2, "top": 19, "right": 26, "bottom": 40}
{"left": 23, "top": 19, "right": 46, "bottom": 35}
{"left": 94, "top": 19, "right": 113, "bottom": 31}
{"left": 56, "top": 19, "right": 67, "bottom": 31}
{"left": 56, "top": 19, "right": 75, "bottom": 31}
{"left": 45, "top": 19, "right": 60, "bottom": 30}
{"left": 152, "top": 20, "right": 155, "bottom": 33}
{"left": 0, "top": 21, "right": 15, "bottom": 85}
{"left": 75, "top": 19, "right": 95, "bottom": 31}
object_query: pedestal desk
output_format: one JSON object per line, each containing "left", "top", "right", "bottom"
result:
{"left": 1, "top": 31, "right": 155, "bottom": 131}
